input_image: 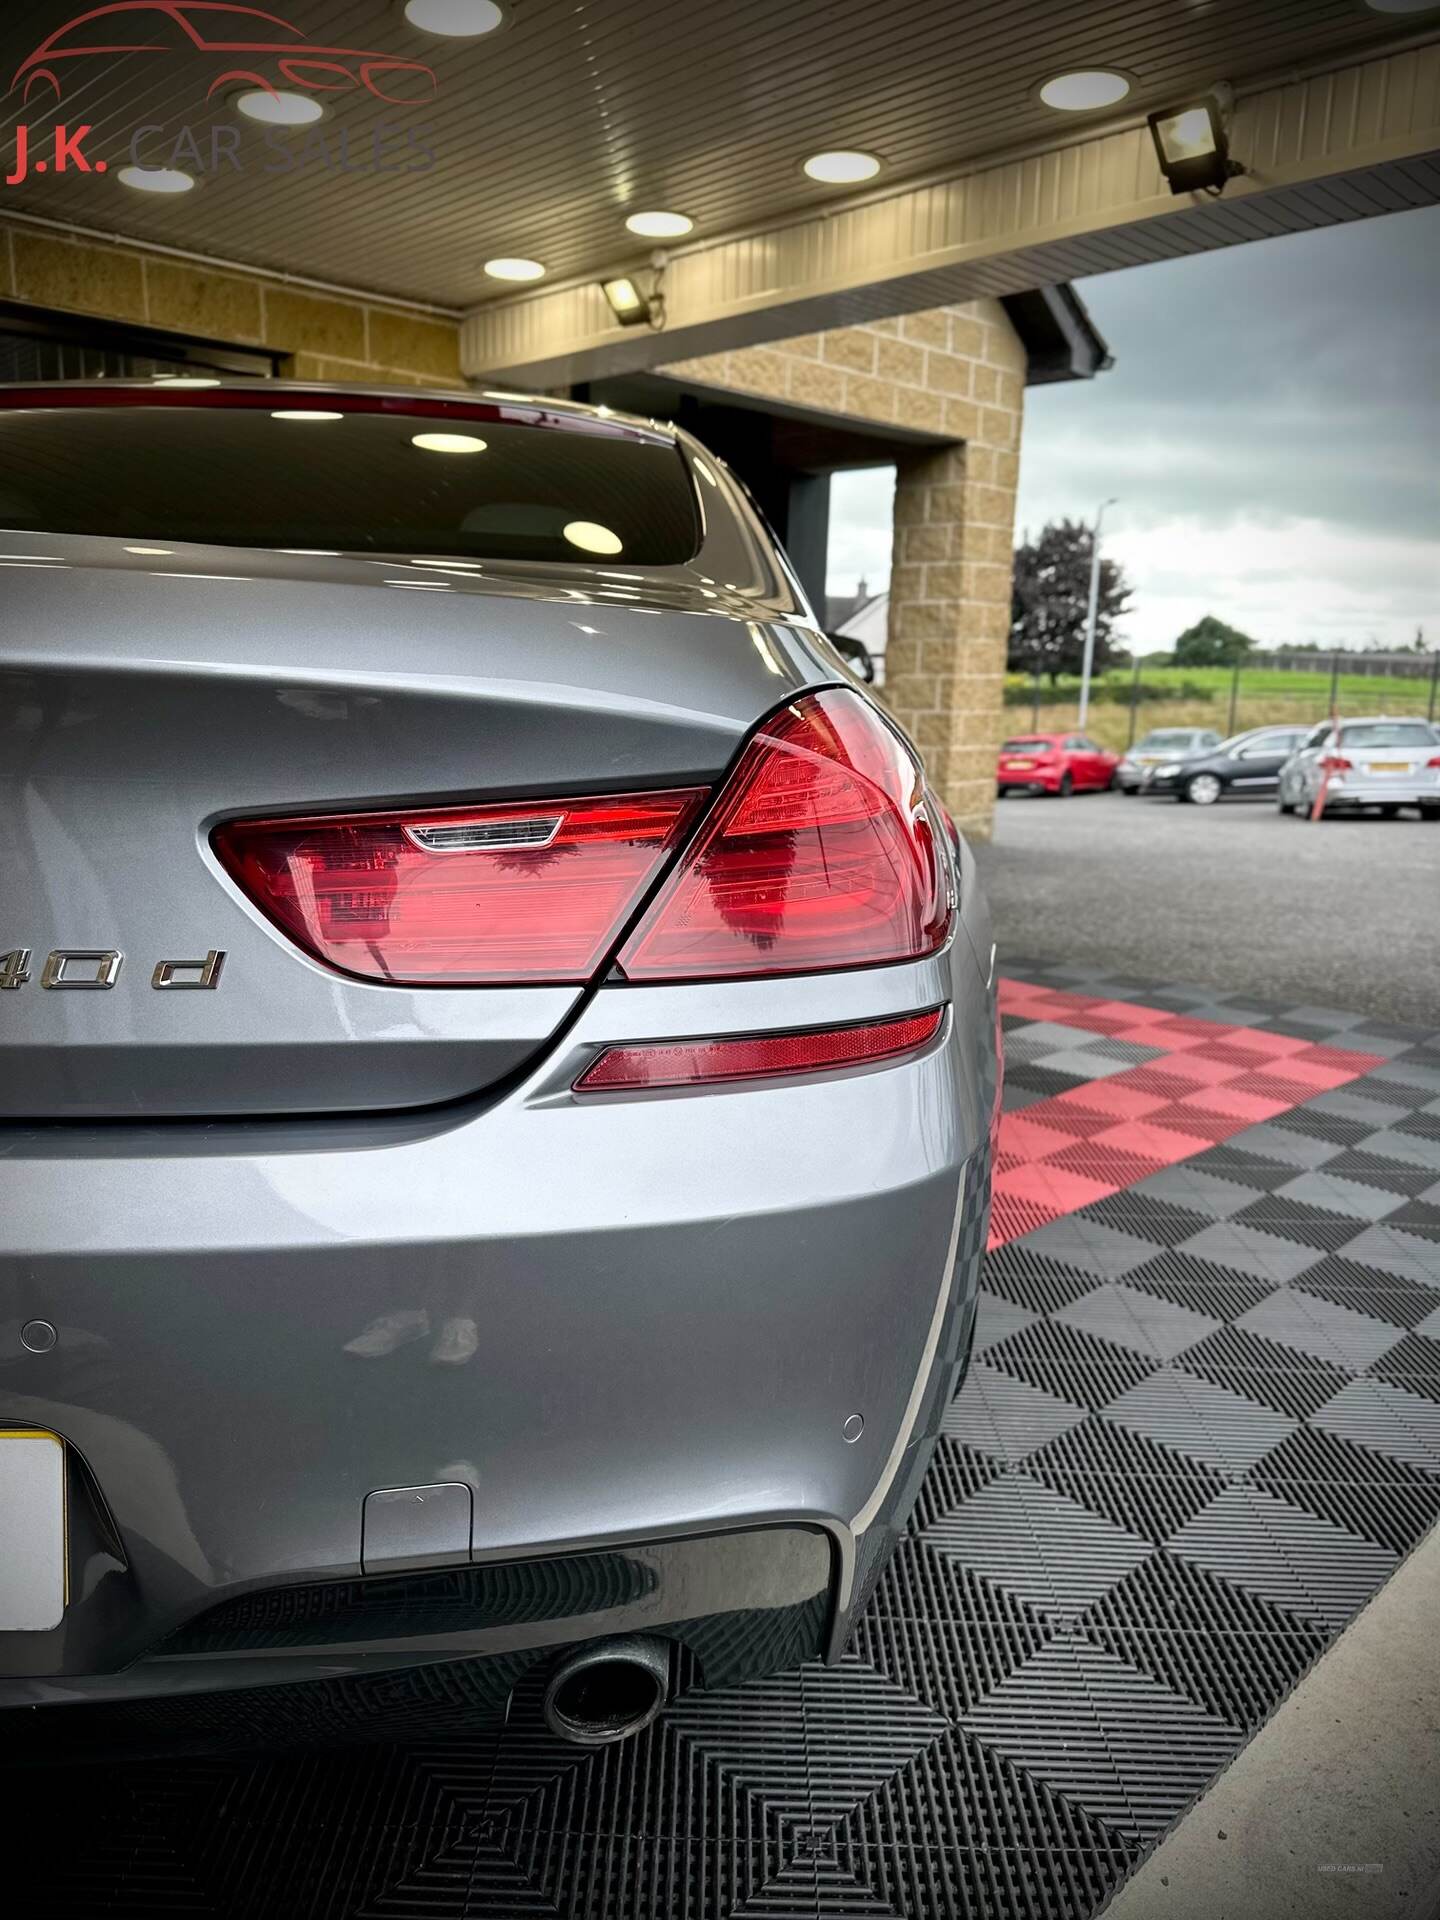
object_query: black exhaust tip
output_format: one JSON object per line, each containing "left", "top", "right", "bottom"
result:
{"left": 542, "top": 1635, "right": 670, "bottom": 1747}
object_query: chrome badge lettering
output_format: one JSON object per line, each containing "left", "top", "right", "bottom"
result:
{"left": 0, "top": 948, "right": 225, "bottom": 990}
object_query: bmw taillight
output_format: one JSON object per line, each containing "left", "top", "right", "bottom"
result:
{"left": 214, "top": 690, "right": 951, "bottom": 989}
{"left": 214, "top": 790, "right": 704, "bottom": 985}
{"left": 617, "top": 688, "right": 951, "bottom": 980}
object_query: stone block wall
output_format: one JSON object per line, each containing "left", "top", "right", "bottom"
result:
{"left": 661, "top": 301, "right": 1025, "bottom": 837}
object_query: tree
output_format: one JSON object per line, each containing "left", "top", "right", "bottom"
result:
{"left": 1172, "top": 613, "right": 1257, "bottom": 668}
{"left": 1009, "top": 519, "right": 1131, "bottom": 682}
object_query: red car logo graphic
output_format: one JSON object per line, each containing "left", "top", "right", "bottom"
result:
{"left": 13, "top": 1, "right": 437, "bottom": 107}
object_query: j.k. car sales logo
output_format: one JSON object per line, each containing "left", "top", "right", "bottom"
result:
{"left": 5, "top": 2, "right": 439, "bottom": 185}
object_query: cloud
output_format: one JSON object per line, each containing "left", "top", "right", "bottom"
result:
{"left": 1106, "top": 517, "right": 1437, "bottom": 653}
{"left": 1016, "top": 206, "right": 1440, "bottom": 648}
{"left": 824, "top": 207, "right": 1440, "bottom": 652}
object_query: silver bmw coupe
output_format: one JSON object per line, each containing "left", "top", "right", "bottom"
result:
{"left": 0, "top": 382, "right": 997, "bottom": 1750}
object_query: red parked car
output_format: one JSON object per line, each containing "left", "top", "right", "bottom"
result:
{"left": 996, "top": 731, "right": 1120, "bottom": 798}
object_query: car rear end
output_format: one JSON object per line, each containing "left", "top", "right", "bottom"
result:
{"left": 1116, "top": 728, "right": 1213, "bottom": 791}
{"left": 997, "top": 733, "right": 1063, "bottom": 794}
{"left": 0, "top": 384, "right": 997, "bottom": 1748}
{"left": 1313, "top": 719, "right": 1440, "bottom": 815}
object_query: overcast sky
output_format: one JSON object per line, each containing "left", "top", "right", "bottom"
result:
{"left": 826, "top": 205, "right": 1440, "bottom": 655}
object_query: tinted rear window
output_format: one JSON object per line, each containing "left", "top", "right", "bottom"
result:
{"left": 1338, "top": 723, "right": 1436, "bottom": 748}
{"left": 0, "top": 397, "right": 700, "bottom": 565}
{"left": 1002, "top": 737, "right": 1053, "bottom": 749}
{"left": 1138, "top": 731, "right": 1203, "bottom": 748}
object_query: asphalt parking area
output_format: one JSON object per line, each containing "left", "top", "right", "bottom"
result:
{"left": 13, "top": 966, "right": 1440, "bottom": 1920}
{"left": 972, "top": 791, "right": 1440, "bottom": 1030}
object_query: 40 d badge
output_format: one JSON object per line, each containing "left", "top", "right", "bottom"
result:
{"left": 0, "top": 949, "right": 225, "bottom": 991}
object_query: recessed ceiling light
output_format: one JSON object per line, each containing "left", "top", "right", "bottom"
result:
{"left": 625, "top": 210, "right": 694, "bottom": 238}
{"left": 411, "top": 431, "right": 488, "bottom": 454}
{"left": 484, "top": 257, "right": 546, "bottom": 282}
{"left": 236, "top": 89, "right": 323, "bottom": 125}
{"left": 802, "top": 149, "right": 881, "bottom": 183}
{"left": 153, "top": 375, "right": 220, "bottom": 387}
{"left": 403, "top": 0, "right": 505, "bottom": 33}
{"left": 270, "top": 409, "right": 344, "bottom": 421}
{"left": 1039, "top": 70, "right": 1131, "bottom": 110}
{"left": 119, "top": 165, "right": 195, "bottom": 194}
{"left": 563, "top": 520, "right": 624, "bottom": 556}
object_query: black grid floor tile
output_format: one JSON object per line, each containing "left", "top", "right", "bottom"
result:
{"left": 15, "top": 969, "right": 1440, "bottom": 1920}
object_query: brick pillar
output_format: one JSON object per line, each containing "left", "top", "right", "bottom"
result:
{"left": 884, "top": 426, "right": 1020, "bottom": 841}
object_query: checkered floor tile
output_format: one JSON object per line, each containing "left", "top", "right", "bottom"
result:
{"left": 11, "top": 965, "right": 1440, "bottom": 1919}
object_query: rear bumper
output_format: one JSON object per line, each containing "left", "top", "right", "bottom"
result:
{"left": 1320, "top": 778, "right": 1440, "bottom": 807}
{"left": 997, "top": 768, "right": 1060, "bottom": 791}
{"left": 0, "top": 917, "right": 996, "bottom": 1711}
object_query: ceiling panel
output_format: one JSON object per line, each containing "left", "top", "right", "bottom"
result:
{"left": 0, "top": 0, "right": 1428, "bottom": 307}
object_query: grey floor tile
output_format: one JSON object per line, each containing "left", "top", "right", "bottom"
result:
{"left": 1102, "top": 1367, "right": 1297, "bottom": 1475}
{"left": 1236, "top": 1286, "right": 1406, "bottom": 1372}
{"left": 1053, "top": 1283, "right": 1220, "bottom": 1363}
{"left": 1017, "top": 1215, "right": 1157, "bottom": 1279}
{"left": 1301, "top": 1089, "right": 1414, "bottom": 1128}
{"left": 1337, "top": 1223, "right": 1440, "bottom": 1284}
{"left": 1177, "top": 1221, "right": 1326, "bottom": 1286}
{"left": 1273, "top": 1169, "right": 1405, "bottom": 1223}
{"left": 923, "top": 1474, "right": 1151, "bottom": 1618}
{"left": 1221, "top": 1124, "right": 1344, "bottom": 1171}
{"left": 1355, "top": 1129, "right": 1440, "bottom": 1173}
{"left": 1167, "top": 1483, "right": 1397, "bottom": 1629}
{"left": 1131, "top": 1166, "right": 1258, "bottom": 1220}
{"left": 971, "top": 1290, "right": 1040, "bottom": 1354}
{"left": 962, "top": 1636, "right": 1240, "bottom": 1838}
{"left": 1365, "top": 1059, "right": 1440, "bottom": 1095}
{"left": 1005, "top": 1021, "right": 1107, "bottom": 1053}
{"left": 1312, "top": 1375, "right": 1440, "bottom": 1475}
{"left": 942, "top": 1361, "right": 1088, "bottom": 1461}
{"left": 1033, "top": 1049, "right": 1136, "bottom": 1080}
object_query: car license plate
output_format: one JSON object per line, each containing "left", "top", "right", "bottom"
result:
{"left": 1005, "top": 758, "right": 1035, "bottom": 770}
{"left": 0, "top": 1430, "right": 66, "bottom": 1630}
{"left": 1368, "top": 762, "right": 1407, "bottom": 773}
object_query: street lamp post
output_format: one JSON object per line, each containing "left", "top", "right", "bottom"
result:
{"left": 1077, "top": 497, "right": 1117, "bottom": 729}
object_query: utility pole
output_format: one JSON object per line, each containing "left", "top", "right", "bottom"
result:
{"left": 1077, "top": 498, "right": 1117, "bottom": 729}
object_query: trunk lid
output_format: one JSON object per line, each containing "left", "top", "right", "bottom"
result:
{"left": 1, "top": 542, "right": 816, "bottom": 1118}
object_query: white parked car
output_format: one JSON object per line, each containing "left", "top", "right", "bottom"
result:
{"left": 1277, "top": 716, "right": 1440, "bottom": 819}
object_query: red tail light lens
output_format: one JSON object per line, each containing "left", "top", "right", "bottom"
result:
{"left": 1321, "top": 755, "right": 1353, "bottom": 773}
{"left": 1427, "top": 755, "right": 1440, "bottom": 769}
{"left": 575, "top": 1008, "right": 945, "bottom": 1093}
{"left": 617, "top": 689, "right": 951, "bottom": 981}
{"left": 214, "top": 790, "right": 704, "bottom": 985}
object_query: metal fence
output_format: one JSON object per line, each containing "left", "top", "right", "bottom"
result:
{"left": 1005, "top": 652, "right": 1440, "bottom": 753}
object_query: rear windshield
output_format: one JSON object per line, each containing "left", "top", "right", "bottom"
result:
{"left": 1137, "top": 730, "right": 1204, "bottom": 748}
{"left": 1337, "top": 723, "right": 1436, "bottom": 748}
{"left": 0, "top": 396, "right": 701, "bottom": 565}
{"left": 1002, "top": 737, "right": 1052, "bottom": 749}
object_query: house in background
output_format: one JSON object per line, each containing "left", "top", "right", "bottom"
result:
{"left": 833, "top": 588, "right": 892, "bottom": 685}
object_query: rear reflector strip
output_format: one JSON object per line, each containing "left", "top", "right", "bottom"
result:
{"left": 573, "top": 1007, "right": 945, "bottom": 1094}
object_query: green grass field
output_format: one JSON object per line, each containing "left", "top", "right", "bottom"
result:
{"left": 1000, "top": 662, "right": 1438, "bottom": 753}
